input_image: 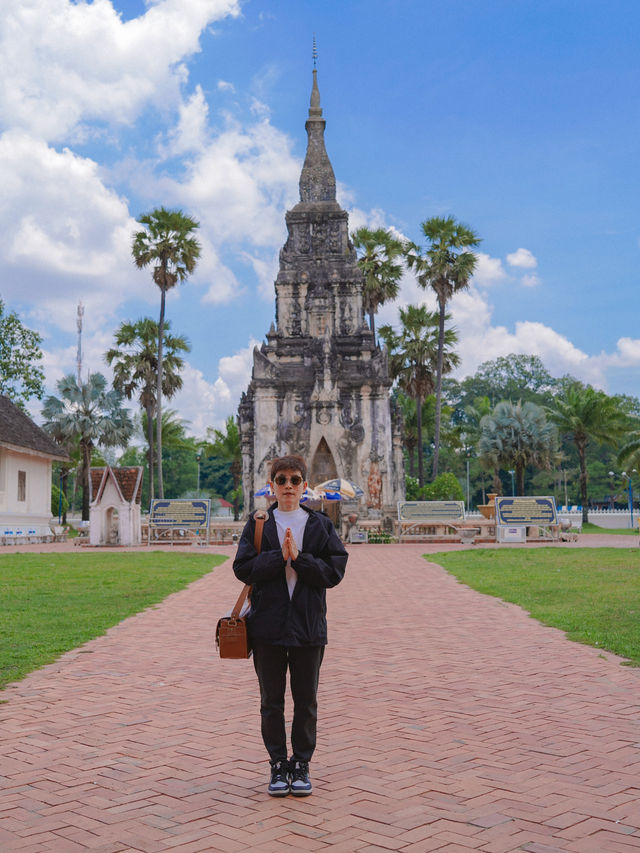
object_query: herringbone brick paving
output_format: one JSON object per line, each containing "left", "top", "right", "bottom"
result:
{"left": 1, "top": 541, "right": 639, "bottom": 852}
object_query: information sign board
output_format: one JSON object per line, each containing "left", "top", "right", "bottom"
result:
{"left": 397, "top": 501, "right": 465, "bottom": 522}
{"left": 149, "top": 499, "right": 211, "bottom": 530}
{"left": 495, "top": 496, "right": 557, "bottom": 527}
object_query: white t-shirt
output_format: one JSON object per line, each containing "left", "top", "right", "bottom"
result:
{"left": 273, "top": 507, "right": 309, "bottom": 598}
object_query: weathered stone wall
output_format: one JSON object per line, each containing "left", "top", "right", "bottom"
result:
{"left": 238, "top": 70, "right": 404, "bottom": 516}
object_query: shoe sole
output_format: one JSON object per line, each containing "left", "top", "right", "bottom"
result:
{"left": 268, "top": 788, "right": 290, "bottom": 797}
{"left": 290, "top": 788, "right": 312, "bottom": 797}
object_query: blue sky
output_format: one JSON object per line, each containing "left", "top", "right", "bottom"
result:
{"left": 2, "top": 0, "right": 639, "bottom": 436}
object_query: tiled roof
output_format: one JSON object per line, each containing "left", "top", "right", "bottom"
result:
{"left": 0, "top": 395, "right": 68, "bottom": 459}
{"left": 114, "top": 467, "right": 143, "bottom": 503}
{"left": 90, "top": 466, "right": 143, "bottom": 504}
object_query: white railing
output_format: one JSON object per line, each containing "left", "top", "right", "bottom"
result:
{"left": 468, "top": 508, "right": 636, "bottom": 529}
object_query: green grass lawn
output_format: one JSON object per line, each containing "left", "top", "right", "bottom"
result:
{"left": 581, "top": 522, "right": 638, "bottom": 535}
{"left": 430, "top": 548, "right": 640, "bottom": 666}
{"left": 0, "top": 552, "right": 226, "bottom": 690}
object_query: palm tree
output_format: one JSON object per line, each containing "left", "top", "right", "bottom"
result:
{"left": 548, "top": 382, "right": 628, "bottom": 523}
{"left": 396, "top": 393, "right": 418, "bottom": 478}
{"left": 45, "top": 429, "right": 80, "bottom": 525}
{"left": 105, "top": 318, "right": 190, "bottom": 499}
{"left": 478, "top": 400, "right": 558, "bottom": 496}
{"left": 380, "top": 305, "right": 459, "bottom": 487}
{"left": 352, "top": 227, "right": 403, "bottom": 339}
{"left": 42, "top": 373, "right": 133, "bottom": 520}
{"left": 132, "top": 207, "right": 201, "bottom": 498}
{"left": 205, "top": 416, "right": 243, "bottom": 520}
{"left": 617, "top": 426, "right": 640, "bottom": 471}
{"left": 405, "top": 216, "right": 480, "bottom": 478}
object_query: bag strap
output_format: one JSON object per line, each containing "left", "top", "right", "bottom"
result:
{"left": 230, "top": 510, "right": 267, "bottom": 619}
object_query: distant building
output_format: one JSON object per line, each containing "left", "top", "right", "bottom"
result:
{"left": 212, "top": 497, "right": 233, "bottom": 518}
{"left": 238, "top": 69, "right": 404, "bottom": 516}
{"left": 0, "top": 395, "right": 68, "bottom": 541}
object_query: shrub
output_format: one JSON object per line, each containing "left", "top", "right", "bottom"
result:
{"left": 418, "top": 472, "right": 464, "bottom": 501}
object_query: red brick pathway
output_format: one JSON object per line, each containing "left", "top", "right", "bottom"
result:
{"left": 1, "top": 542, "right": 640, "bottom": 852}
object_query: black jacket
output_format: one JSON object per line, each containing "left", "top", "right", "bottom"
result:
{"left": 232, "top": 504, "right": 348, "bottom": 646}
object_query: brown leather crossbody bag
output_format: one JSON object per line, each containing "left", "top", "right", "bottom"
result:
{"left": 215, "top": 510, "right": 267, "bottom": 659}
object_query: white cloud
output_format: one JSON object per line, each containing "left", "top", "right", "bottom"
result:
{"left": 521, "top": 273, "right": 541, "bottom": 288}
{"left": 155, "top": 117, "right": 299, "bottom": 250}
{"left": 472, "top": 252, "right": 508, "bottom": 287}
{"left": 450, "top": 287, "right": 606, "bottom": 387}
{"left": 171, "top": 338, "right": 260, "bottom": 434}
{"left": 0, "top": 131, "right": 148, "bottom": 327}
{"left": 166, "top": 85, "right": 210, "bottom": 155}
{"left": 242, "top": 251, "right": 279, "bottom": 301}
{"left": 602, "top": 337, "right": 640, "bottom": 368}
{"left": 506, "top": 247, "right": 538, "bottom": 269}
{"left": 194, "top": 236, "right": 242, "bottom": 304}
{"left": 0, "top": 0, "right": 240, "bottom": 141}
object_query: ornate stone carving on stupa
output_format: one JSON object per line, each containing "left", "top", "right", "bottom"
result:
{"left": 238, "top": 66, "right": 404, "bottom": 516}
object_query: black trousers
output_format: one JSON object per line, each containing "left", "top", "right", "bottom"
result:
{"left": 252, "top": 643, "right": 325, "bottom": 763}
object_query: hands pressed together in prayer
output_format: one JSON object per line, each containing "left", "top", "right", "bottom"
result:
{"left": 281, "top": 527, "right": 299, "bottom": 562}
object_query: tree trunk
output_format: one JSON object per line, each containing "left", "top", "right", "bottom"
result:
{"left": 369, "top": 309, "right": 376, "bottom": 339}
{"left": 416, "top": 394, "right": 424, "bottom": 487}
{"left": 81, "top": 440, "right": 92, "bottom": 521}
{"left": 431, "top": 297, "right": 446, "bottom": 479}
{"left": 577, "top": 439, "right": 589, "bottom": 524}
{"left": 516, "top": 464, "right": 525, "bottom": 496}
{"left": 145, "top": 402, "right": 155, "bottom": 500}
{"left": 407, "top": 441, "right": 416, "bottom": 478}
{"left": 61, "top": 467, "right": 69, "bottom": 525}
{"left": 156, "top": 286, "right": 166, "bottom": 499}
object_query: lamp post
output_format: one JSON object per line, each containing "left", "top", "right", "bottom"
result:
{"left": 609, "top": 470, "right": 636, "bottom": 528}
{"left": 196, "top": 450, "right": 202, "bottom": 497}
{"left": 508, "top": 469, "right": 515, "bottom": 496}
{"left": 461, "top": 438, "right": 471, "bottom": 511}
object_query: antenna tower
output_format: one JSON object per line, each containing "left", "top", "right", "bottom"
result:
{"left": 76, "top": 301, "right": 84, "bottom": 385}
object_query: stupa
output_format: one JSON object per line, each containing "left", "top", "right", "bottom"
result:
{"left": 238, "top": 67, "right": 404, "bottom": 516}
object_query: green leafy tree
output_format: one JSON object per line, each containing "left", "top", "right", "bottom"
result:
{"left": 48, "top": 434, "right": 81, "bottom": 525}
{"left": 0, "top": 299, "right": 45, "bottom": 407}
{"left": 380, "top": 305, "right": 459, "bottom": 487}
{"left": 405, "top": 216, "right": 480, "bottom": 477}
{"left": 51, "top": 482, "right": 69, "bottom": 520}
{"left": 132, "top": 207, "right": 201, "bottom": 499}
{"left": 395, "top": 392, "right": 418, "bottom": 478}
{"left": 478, "top": 400, "right": 559, "bottom": 496}
{"left": 140, "top": 409, "right": 199, "bottom": 500}
{"left": 418, "top": 472, "right": 464, "bottom": 501}
{"left": 548, "top": 382, "right": 628, "bottom": 523}
{"left": 42, "top": 373, "right": 134, "bottom": 520}
{"left": 473, "top": 354, "right": 557, "bottom": 407}
{"left": 106, "top": 317, "right": 190, "bottom": 500}
{"left": 204, "top": 416, "right": 243, "bottom": 520}
{"left": 352, "top": 227, "right": 403, "bottom": 339}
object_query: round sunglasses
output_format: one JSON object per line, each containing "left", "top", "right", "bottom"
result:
{"left": 274, "top": 475, "right": 304, "bottom": 486}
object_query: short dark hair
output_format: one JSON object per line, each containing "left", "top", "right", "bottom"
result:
{"left": 270, "top": 454, "right": 307, "bottom": 482}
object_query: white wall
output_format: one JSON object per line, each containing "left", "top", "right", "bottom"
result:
{"left": 0, "top": 447, "right": 53, "bottom": 533}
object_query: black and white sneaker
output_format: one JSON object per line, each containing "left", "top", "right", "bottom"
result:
{"left": 289, "top": 759, "right": 312, "bottom": 796}
{"left": 267, "top": 759, "right": 290, "bottom": 797}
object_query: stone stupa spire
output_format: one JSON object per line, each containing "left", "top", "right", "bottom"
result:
{"left": 298, "top": 41, "right": 336, "bottom": 203}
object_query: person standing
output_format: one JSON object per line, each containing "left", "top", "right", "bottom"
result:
{"left": 233, "top": 454, "right": 348, "bottom": 796}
